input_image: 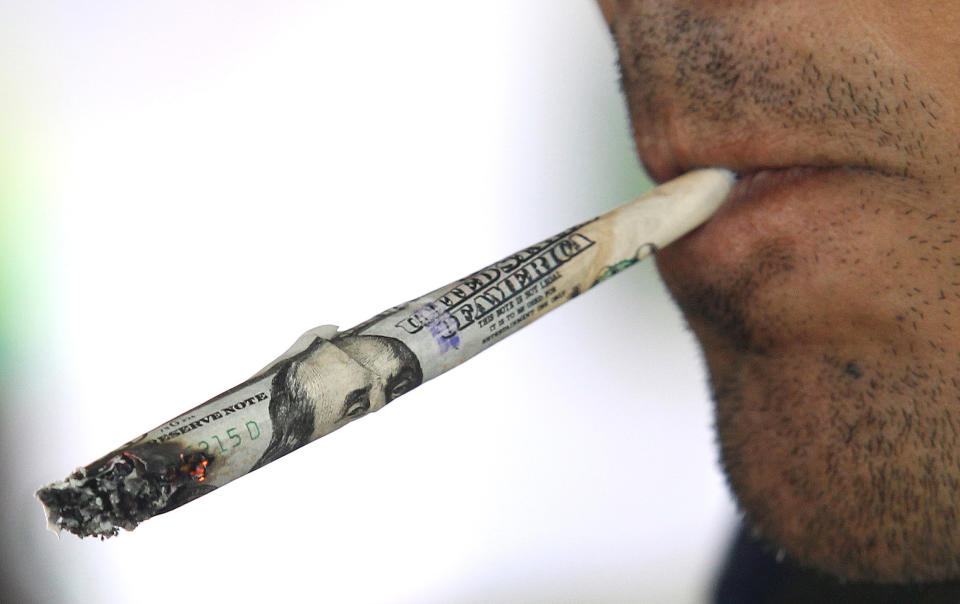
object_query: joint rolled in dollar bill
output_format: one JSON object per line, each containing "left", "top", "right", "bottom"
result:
{"left": 37, "top": 168, "right": 734, "bottom": 539}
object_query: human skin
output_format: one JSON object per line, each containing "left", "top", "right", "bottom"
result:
{"left": 597, "top": 0, "right": 960, "bottom": 583}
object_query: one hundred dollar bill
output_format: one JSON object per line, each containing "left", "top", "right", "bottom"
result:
{"left": 37, "top": 168, "right": 734, "bottom": 539}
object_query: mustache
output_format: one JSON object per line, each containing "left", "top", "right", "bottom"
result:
{"left": 613, "top": 5, "right": 939, "bottom": 182}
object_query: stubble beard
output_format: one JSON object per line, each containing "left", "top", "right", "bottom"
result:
{"left": 609, "top": 3, "right": 960, "bottom": 581}
{"left": 667, "top": 250, "right": 960, "bottom": 582}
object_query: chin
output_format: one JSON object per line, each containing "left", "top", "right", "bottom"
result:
{"left": 657, "top": 247, "right": 960, "bottom": 583}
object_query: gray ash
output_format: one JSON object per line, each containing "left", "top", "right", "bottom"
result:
{"left": 37, "top": 445, "right": 211, "bottom": 539}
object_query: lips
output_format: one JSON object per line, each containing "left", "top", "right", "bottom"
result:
{"left": 635, "top": 130, "right": 857, "bottom": 246}
{"left": 723, "top": 165, "right": 836, "bottom": 208}
{"left": 638, "top": 131, "right": 844, "bottom": 187}
{"left": 642, "top": 130, "right": 865, "bottom": 286}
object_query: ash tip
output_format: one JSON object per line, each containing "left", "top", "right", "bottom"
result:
{"left": 37, "top": 461, "right": 139, "bottom": 539}
{"left": 37, "top": 447, "right": 213, "bottom": 539}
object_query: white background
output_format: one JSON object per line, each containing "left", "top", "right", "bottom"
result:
{"left": 1, "top": 1, "right": 737, "bottom": 602}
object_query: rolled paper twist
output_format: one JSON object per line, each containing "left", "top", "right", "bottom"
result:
{"left": 37, "top": 168, "right": 735, "bottom": 539}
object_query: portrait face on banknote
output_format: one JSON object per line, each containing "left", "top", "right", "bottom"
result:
{"left": 254, "top": 334, "right": 423, "bottom": 468}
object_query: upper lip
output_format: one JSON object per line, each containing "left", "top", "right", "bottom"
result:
{"left": 636, "top": 128, "right": 845, "bottom": 185}
{"left": 631, "top": 110, "right": 881, "bottom": 185}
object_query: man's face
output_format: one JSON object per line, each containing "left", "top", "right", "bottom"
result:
{"left": 599, "top": 0, "right": 960, "bottom": 582}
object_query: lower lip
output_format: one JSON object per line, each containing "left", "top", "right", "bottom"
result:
{"left": 660, "top": 165, "right": 844, "bottom": 256}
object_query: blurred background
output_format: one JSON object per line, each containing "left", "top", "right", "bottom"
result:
{"left": 1, "top": 1, "right": 737, "bottom": 602}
